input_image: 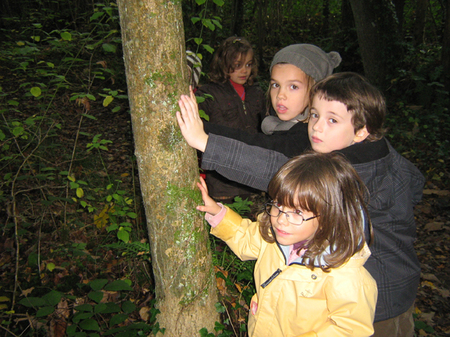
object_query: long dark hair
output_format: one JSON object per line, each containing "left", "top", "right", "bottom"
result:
{"left": 208, "top": 36, "right": 258, "bottom": 85}
{"left": 259, "top": 151, "right": 371, "bottom": 272}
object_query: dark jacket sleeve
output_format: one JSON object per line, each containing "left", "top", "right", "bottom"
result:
{"left": 201, "top": 134, "right": 291, "bottom": 191}
{"left": 204, "top": 122, "right": 310, "bottom": 158}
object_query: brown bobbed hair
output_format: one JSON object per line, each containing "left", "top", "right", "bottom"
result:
{"left": 309, "top": 72, "right": 386, "bottom": 142}
{"left": 208, "top": 36, "right": 258, "bottom": 85}
{"left": 259, "top": 151, "right": 371, "bottom": 272}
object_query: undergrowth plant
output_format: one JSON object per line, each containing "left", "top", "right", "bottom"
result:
{"left": 0, "top": 2, "right": 155, "bottom": 336}
{"left": 13, "top": 280, "right": 162, "bottom": 336}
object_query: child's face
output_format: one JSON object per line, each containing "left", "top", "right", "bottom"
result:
{"left": 308, "top": 96, "right": 368, "bottom": 153}
{"left": 270, "top": 204, "right": 319, "bottom": 246}
{"left": 228, "top": 52, "right": 253, "bottom": 85}
{"left": 270, "top": 64, "right": 309, "bottom": 121}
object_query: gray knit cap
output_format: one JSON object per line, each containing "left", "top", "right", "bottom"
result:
{"left": 270, "top": 44, "right": 342, "bottom": 82}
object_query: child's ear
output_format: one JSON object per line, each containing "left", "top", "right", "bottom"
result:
{"left": 354, "top": 126, "right": 369, "bottom": 143}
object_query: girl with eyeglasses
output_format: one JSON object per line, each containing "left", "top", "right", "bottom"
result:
{"left": 196, "top": 151, "right": 377, "bottom": 337}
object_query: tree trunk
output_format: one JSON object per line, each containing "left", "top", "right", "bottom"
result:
{"left": 392, "top": 0, "right": 405, "bottom": 34}
{"left": 443, "top": 0, "right": 450, "bottom": 92}
{"left": 349, "top": 0, "right": 402, "bottom": 89}
{"left": 116, "top": 1, "right": 219, "bottom": 336}
{"left": 414, "top": 0, "right": 429, "bottom": 45}
{"left": 231, "top": 0, "right": 244, "bottom": 36}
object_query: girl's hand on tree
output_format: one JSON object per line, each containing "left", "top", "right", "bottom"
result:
{"left": 176, "top": 87, "right": 208, "bottom": 152}
{"left": 196, "top": 176, "right": 222, "bottom": 216}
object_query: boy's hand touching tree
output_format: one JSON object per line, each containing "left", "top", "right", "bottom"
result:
{"left": 176, "top": 87, "right": 209, "bottom": 152}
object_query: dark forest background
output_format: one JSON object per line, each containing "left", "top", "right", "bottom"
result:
{"left": 0, "top": 0, "right": 449, "bottom": 336}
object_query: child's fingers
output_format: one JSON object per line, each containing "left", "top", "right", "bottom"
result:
{"left": 196, "top": 205, "right": 208, "bottom": 213}
{"left": 199, "top": 176, "right": 208, "bottom": 191}
{"left": 196, "top": 181, "right": 209, "bottom": 201}
{"left": 184, "top": 95, "right": 199, "bottom": 118}
{"left": 178, "top": 96, "right": 195, "bottom": 123}
{"left": 175, "top": 111, "right": 184, "bottom": 127}
{"left": 196, "top": 203, "right": 221, "bottom": 215}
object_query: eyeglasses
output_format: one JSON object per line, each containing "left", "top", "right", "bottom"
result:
{"left": 265, "top": 202, "right": 319, "bottom": 226}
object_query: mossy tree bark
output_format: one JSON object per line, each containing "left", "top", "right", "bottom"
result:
{"left": 116, "top": 1, "right": 219, "bottom": 335}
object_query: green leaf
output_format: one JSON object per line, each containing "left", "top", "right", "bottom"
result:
{"left": 79, "top": 319, "right": 100, "bottom": 331}
{"left": 213, "top": 0, "right": 224, "bottom": 5}
{"left": 102, "top": 43, "right": 116, "bottom": 53}
{"left": 199, "top": 110, "right": 210, "bottom": 121}
{"left": 126, "top": 212, "right": 137, "bottom": 219}
{"left": 94, "top": 302, "right": 107, "bottom": 314}
{"left": 110, "top": 313, "right": 128, "bottom": 327}
{"left": 18, "top": 297, "right": 46, "bottom": 308}
{"left": 212, "top": 19, "right": 222, "bottom": 29}
{"left": 90, "top": 279, "right": 108, "bottom": 291}
{"left": 66, "top": 324, "right": 77, "bottom": 335}
{"left": 81, "top": 113, "right": 97, "bottom": 120}
{"left": 30, "top": 87, "right": 42, "bottom": 97}
{"left": 76, "top": 187, "right": 84, "bottom": 198}
{"left": 73, "top": 312, "right": 93, "bottom": 324}
{"left": 75, "top": 303, "right": 94, "bottom": 312}
{"left": 12, "top": 126, "right": 24, "bottom": 137}
{"left": 8, "top": 100, "right": 19, "bottom": 106}
{"left": 199, "top": 327, "right": 214, "bottom": 337}
{"left": 36, "top": 306, "right": 55, "bottom": 317}
{"left": 104, "top": 280, "right": 133, "bottom": 291}
{"left": 196, "top": 0, "right": 206, "bottom": 4}
{"left": 121, "top": 301, "right": 136, "bottom": 314}
{"left": 90, "top": 12, "right": 104, "bottom": 21}
{"left": 117, "top": 229, "right": 129, "bottom": 243}
{"left": 61, "top": 32, "right": 72, "bottom": 41}
{"left": 214, "top": 302, "right": 226, "bottom": 313}
{"left": 194, "top": 38, "right": 203, "bottom": 45}
{"left": 103, "top": 96, "right": 114, "bottom": 107}
{"left": 42, "top": 290, "right": 62, "bottom": 306}
{"left": 202, "top": 18, "right": 215, "bottom": 31}
{"left": 202, "top": 44, "right": 214, "bottom": 54}
{"left": 102, "top": 302, "right": 121, "bottom": 313}
{"left": 88, "top": 291, "right": 103, "bottom": 304}
{"left": 191, "top": 17, "right": 201, "bottom": 24}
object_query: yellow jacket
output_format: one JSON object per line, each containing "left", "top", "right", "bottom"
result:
{"left": 210, "top": 208, "right": 377, "bottom": 337}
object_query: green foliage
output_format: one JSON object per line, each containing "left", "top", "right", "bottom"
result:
{"left": 385, "top": 43, "right": 449, "bottom": 186}
{"left": 226, "top": 196, "right": 253, "bottom": 216}
{"left": 0, "top": 2, "right": 150, "bottom": 335}
{"left": 15, "top": 280, "right": 159, "bottom": 336}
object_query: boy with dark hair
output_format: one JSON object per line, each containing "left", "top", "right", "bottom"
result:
{"left": 176, "top": 72, "right": 425, "bottom": 336}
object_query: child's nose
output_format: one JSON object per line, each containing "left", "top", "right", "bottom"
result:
{"left": 277, "top": 88, "right": 287, "bottom": 100}
{"left": 277, "top": 212, "right": 289, "bottom": 226}
{"left": 312, "top": 118, "right": 324, "bottom": 131}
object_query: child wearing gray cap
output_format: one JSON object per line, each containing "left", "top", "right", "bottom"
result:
{"left": 262, "top": 44, "right": 341, "bottom": 135}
